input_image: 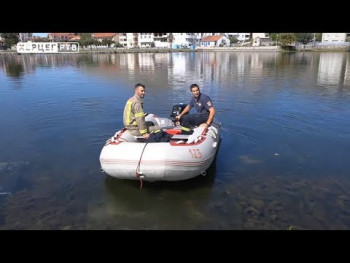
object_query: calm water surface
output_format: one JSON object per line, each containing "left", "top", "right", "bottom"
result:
{"left": 0, "top": 51, "right": 350, "bottom": 230}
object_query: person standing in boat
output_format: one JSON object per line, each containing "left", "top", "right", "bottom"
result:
{"left": 175, "top": 83, "right": 216, "bottom": 135}
{"left": 123, "top": 83, "right": 160, "bottom": 139}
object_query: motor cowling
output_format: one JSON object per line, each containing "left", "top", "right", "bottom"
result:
{"left": 170, "top": 103, "right": 188, "bottom": 124}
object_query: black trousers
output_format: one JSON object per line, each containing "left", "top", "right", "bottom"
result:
{"left": 181, "top": 113, "right": 208, "bottom": 129}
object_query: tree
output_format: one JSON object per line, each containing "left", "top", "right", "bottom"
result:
{"left": 167, "top": 33, "right": 174, "bottom": 48}
{"left": 229, "top": 36, "right": 238, "bottom": 45}
{"left": 279, "top": 33, "right": 296, "bottom": 47}
{"left": 296, "top": 33, "right": 313, "bottom": 50}
{"left": 269, "top": 33, "right": 281, "bottom": 46}
{"left": 315, "top": 33, "right": 322, "bottom": 42}
{"left": 269, "top": 33, "right": 278, "bottom": 42}
{"left": 0, "top": 33, "right": 19, "bottom": 49}
{"left": 79, "top": 33, "right": 94, "bottom": 47}
{"left": 102, "top": 38, "right": 113, "bottom": 47}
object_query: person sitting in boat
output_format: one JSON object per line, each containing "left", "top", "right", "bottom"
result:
{"left": 123, "top": 83, "right": 161, "bottom": 140}
{"left": 175, "top": 83, "right": 216, "bottom": 135}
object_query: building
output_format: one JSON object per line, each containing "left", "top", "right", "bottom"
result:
{"left": 48, "top": 33, "right": 77, "bottom": 41}
{"left": 92, "top": 33, "right": 119, "bottom": 43}
{"left": 200, "top": 35, "right": 230, "bottom": 47}
{"left": 321, "top": 33, "right": 347, "bottom": 43}
{"left": 19, "top": 33, "right": 33, "bottom": 42}
{"left": 252, "top": 33, "right": 270, "bottom": 46}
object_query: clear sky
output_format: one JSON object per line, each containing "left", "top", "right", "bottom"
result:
{"left": 33, "top": 33, "right": 48, "bottom": 37}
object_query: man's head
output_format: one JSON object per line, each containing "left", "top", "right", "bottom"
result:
{"left": 135, "top": 83, "right": 146, "bottom": 98}
{"left": 190, "top": 83, "right": 200, "bottom": 99}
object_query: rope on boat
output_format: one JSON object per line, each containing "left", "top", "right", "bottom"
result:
{"left": 136, "top": 138, "right": 149, "bottom": 190}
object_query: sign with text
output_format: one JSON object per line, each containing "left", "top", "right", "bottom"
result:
{"left": 17, "top": 42, "right": 79, "bottom": 53}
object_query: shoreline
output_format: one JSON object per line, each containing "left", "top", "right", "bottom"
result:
{"left": 1, "top": 46, "right": 349, "bottom": 55}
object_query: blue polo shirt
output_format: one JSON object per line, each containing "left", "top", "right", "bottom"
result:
{"left": 188, "top": 93, "right": 213, "bottom": 114}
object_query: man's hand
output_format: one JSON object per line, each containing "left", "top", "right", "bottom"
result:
{"left": 143, "top": 133, "right": 150, "bottom": 139}
{"left": 175, "top": 115, "right": 181, "bottom": 121}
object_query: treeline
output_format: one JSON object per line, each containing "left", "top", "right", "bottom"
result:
{"left": 0, "top": 33, "right": 19, "bottom": 49}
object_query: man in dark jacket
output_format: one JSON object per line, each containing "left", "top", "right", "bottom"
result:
{"left": 175, "top": 84, "right": 216, "bottom": 134}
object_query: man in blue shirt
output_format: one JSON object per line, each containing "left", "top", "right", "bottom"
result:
{"left": 175, "top": 84, "right": 216, "bottom": 134}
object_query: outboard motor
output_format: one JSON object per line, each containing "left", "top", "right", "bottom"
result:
{"left": 170, "top": 103, "right": 187, "bottom": 124}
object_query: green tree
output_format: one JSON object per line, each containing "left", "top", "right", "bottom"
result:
{"left": 296, "top": 33, "right": 313, "bottom": 50}
{"left": 269, "top": 33, "right": 278, "bottom": 42}
{"left": 269, "top": 33, "right": 281, "bottom": 46}
{"left": 102, "top": 38, "right": 113, "bottom": 47}
{"left": 315, "top": 33, "right": 322, "bottom": 42}
{"left": 79, "top": 33, "right": 94, "bottom": 47}
{"left": 279, "top": 33, "right": 296, "bottom": 46}
{"left": 229, "top": 36, "right": 238, "bottom": 45}
{"left": 0, "top": 33, "right": 19, "bottom": 49}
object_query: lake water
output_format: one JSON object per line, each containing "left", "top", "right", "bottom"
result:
{"left": 1, "top": 51, "right": 350, "bottom": 230}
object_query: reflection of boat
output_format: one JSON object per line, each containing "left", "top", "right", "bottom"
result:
{"left": 101, "top": 162, "right": 218, "bottom": 229}
{"left": 99, "top": 105, "right": 221, "bottom": 182}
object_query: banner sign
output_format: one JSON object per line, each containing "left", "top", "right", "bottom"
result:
{"left": 17, "top": 42, "right": 79, "bottom": 53}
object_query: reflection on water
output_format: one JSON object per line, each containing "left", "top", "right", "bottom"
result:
{"left": 2, "top": 52, "right": 350, "bottom": 89}
{"left": 1, "top": 52, "right": 350, "bottom": 229}
{"left": 318, "top": 53, "right": 347, "bottom": 85}
{"left": 100, "top": 162, "right": 217, "bottom": 230}
{"left": 344, "top": 56, "right": 350, "bottom": 86}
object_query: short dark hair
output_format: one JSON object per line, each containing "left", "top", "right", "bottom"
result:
{"left": 135, "top": 83, "right": 145, "bottom": 90}
{"left": 190, "top": 83, "right": 199, "bottom": 91}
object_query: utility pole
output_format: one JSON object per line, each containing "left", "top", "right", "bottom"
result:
{"left": 313, "top": 33, "right": 316, "bottom": 47}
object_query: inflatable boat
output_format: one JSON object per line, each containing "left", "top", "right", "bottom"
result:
{"left": 99, "top": 104, "right": 221, "bottom": 182}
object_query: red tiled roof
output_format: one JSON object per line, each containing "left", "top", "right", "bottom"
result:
{"left": 92, "top": 33, "right": 117, "bottom": 38}
{"left": 69, "top": 36, "right": 81, "bottom": 41}
{"left": 201, "top": 35, "right": 223, "bottom": 42}
{"left": 50, "top": 33, "right": 75, "bottom": 37}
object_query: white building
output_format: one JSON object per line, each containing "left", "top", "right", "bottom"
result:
{"left": 322, "top": 33, "right": 347, "bottom": 43}
{"left": 153, "top": 33, "right": 169, "bottom": 48}
{"left": 138, "top": 33, "right": 154, "bottom": 48}
{"left": 119, "top": 33, "right": 137, "bottom": 48}
{"left": 228, "top": 33, "right": 251, "bottom": 42}
{"left": 171, "top": 33, "right": 199, "bottom": 48}
{"left": 200, "top": 35, "right": 230, "bottom": 47}
{"left": 19, "top": 33, "right": 33, "bottom": 42}
{"left": 252, "top": 33, "right": 270, "bottom": 46}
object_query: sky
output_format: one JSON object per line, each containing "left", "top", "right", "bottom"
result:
{"left": 33, "top": 33, "right": 48, "bottom": 37}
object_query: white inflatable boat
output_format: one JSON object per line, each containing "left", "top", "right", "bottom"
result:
{"left": 99, "top": 105, "right": 221, "bottom": 182}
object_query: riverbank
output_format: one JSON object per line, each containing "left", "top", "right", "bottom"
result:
{"left": 1, "top": 45, "right": 349, "bottom": 54}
